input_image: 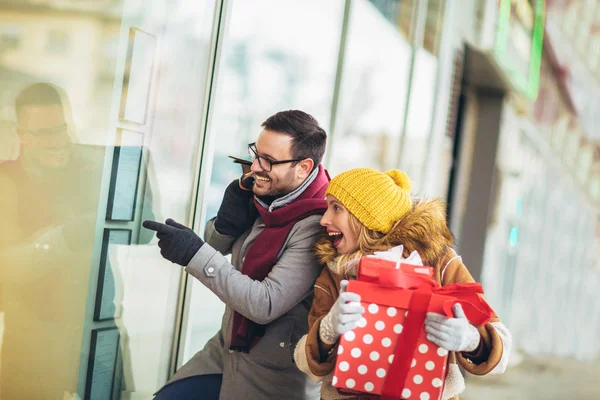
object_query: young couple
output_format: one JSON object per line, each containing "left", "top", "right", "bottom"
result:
{"left": 144, "top": 110, "right": 511, "bottom": 400}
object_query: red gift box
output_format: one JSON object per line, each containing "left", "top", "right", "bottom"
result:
{"left": 332, "top": 257, "right": 493, "bottom": 400}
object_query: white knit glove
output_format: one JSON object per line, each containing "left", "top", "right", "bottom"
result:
{"left": 424, "top": 303, "right": 481, "bottom": 352}
{"left": 319, "top": 280, "right": 365, "bottom": 345}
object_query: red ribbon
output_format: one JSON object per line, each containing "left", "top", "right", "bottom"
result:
{"left": 382, "top": 286, "right": 433, "bottom": 399}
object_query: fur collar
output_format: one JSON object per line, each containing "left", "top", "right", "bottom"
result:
{"left": 314, "top": 198, "right": 454, "bottom": 278}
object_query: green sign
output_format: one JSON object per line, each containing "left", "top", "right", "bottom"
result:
{"left": 494, "top": 0, "right": 545, "bottom": 99}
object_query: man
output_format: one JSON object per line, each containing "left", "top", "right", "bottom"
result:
{"left": 144, "top": 110, "right": 329, "bottom": 399}
{"left": 0, "top": 83, "right": 105, "bottom": 399}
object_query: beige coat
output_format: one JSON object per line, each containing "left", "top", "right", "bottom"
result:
{"left": 294, "top": 199, "right": 511, "bottom": 400}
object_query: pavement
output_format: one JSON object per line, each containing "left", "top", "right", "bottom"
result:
{"left": 461, "top": 353, "right": 600, "bottom": 400}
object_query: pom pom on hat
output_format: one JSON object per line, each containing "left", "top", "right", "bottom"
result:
{"left": 326, "top": 168, "right": 413, "bottom": 233}
{"left": 386, "top": 169, "right": 411, "bottom": 192}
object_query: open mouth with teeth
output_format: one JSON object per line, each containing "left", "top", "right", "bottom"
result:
{"left": 328, "top": 230, "right": 344, "bottom": 247}
{"left": 254, "top": 175, "right": 271, "bottom": 184}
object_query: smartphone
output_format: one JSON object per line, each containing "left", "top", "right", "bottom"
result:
{"left": 228, "top": 155, "right": 252, "bottom": 174}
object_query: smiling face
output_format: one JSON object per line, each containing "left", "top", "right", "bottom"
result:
{"left": 320, "top": 194, "right": 360, "bottom": 254}
{"left": 17, "top": 104, "right": 71, "bottom": 169}
{"left": 249, "top": 129, "right": 313, "bottom": 197}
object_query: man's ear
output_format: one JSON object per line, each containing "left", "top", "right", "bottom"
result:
{"left": 297, "top": 158, "right": 314, "bottom": 179}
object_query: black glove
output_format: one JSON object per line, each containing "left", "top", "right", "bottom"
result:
{"left": 142, "top": 218, "right": 204, "bottom": 266}
{"left": 214, "top": 174, "right": 258, "bottom": 237}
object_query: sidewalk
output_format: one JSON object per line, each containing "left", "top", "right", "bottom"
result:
{"left": 461, "top": 354, "right": 600, "bottom": 399}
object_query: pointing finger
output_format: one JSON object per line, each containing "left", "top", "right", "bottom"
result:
{"left": 143, "top": 220, "right": 174, "bottom": 234}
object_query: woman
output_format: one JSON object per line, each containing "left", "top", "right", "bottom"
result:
{"left": 294, "top": 168, "right": 511, "bottom": 400}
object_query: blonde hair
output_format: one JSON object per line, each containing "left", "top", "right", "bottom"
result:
{"left": 315, "top": 198, "right": 454, "bottom": 277}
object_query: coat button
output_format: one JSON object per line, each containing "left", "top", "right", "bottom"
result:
{"left": 207, "top": 267, "right": 215, "bottom": 273}
{"left": 279, "top": 342, "right": 285, "bottom": 347}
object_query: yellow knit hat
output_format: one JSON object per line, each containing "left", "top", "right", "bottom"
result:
{"left": 326, "top": 168, "right": 413, "bottom": 233}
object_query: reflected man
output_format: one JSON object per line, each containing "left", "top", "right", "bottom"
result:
{"left": 0, "top": 83, "right": 104, "bottom": 399}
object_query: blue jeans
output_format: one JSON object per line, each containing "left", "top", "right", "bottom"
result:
{"left": 154, "top": 374, "right": 222, "bottom": 400}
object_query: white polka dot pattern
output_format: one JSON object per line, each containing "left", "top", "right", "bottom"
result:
{"left": 344, "top": 331, "right": 355, "bottom": 341}
{"left": 331, "top": 287, "right": 450, "bottom": 398}
{"left": 394, "top": 324, "right": 403, "bottom": 334}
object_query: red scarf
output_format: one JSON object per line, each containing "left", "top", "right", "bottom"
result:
{"left": 229, "top": 165, "right": 329, "bottom": 352}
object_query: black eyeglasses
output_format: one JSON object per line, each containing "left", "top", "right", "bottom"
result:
{"left": 248, "top": 142, "right": 304, "bottom": 172}
{"left": 18, "top": 123, "right": 69, "bottom": 137}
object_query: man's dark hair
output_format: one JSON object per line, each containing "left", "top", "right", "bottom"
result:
{"left": 15, "top": 83, "right": 63, "bottom": 117}
{"left": 261, "top": 110, "right": 327, "bottom": 167}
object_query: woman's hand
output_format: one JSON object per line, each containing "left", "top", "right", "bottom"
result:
{"left": 319, "top": 280, "right": 365, "bottom": 345}
{"left": 424, "top": 303, "right": 481, "bottom": 352}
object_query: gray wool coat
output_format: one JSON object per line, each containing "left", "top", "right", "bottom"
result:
{"left": 161, "top": 215, "right": 324, "bottom": 399}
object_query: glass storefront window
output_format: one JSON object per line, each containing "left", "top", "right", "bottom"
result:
{"left": 369, "top": 0, "right": 416, "bottom": 42}
{"left": 397, "top": 0, "right": 445, "bottom": 192}
{"left": 0, "top": 1, "right": 219, "bottom": 399}
{"left": 327, "top": 0, "right": 415, "bottom": 175}
{"left": 423, "top": 0, "right": 444, "bottom": 56}
{"left": 181, "top": 0, "right": 345, "bottom": 365}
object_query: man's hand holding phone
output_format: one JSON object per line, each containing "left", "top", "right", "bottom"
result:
{"left": 214, "top": 167, "right": 258, "bottom": 238}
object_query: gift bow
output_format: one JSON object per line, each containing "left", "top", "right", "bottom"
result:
{"left": 359, "top": 266, "right": 493, "bottom": 327}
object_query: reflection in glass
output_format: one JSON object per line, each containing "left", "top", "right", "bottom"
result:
{"left": 0, "top": 0, "right": 219, "bottom": 398}
{"left": 328, "top": 0, "right": 414, "bottom": 175}
{"left": 0, "top": 82, "right": 104, "bottom": 399}
{"left": 398, "top": 0, "right": 445, "bottom": 192}
{"left": 399, "top": 48, "right": 439, "bottom": 191}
